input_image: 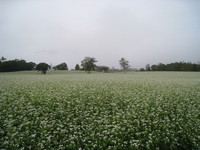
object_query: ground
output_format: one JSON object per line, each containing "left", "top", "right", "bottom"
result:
{"left": 0, "top": 71, "right": 199, "bottom": 149}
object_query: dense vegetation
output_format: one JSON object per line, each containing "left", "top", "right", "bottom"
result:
{"left": 53, "top": 63, "right": 68, "bottom": 70}
{"left": 1, "top": 56, "right": 199, "bottom": 73}
{"left": 36, "top": 63, "right": 50, "bottom": 74}
{"left": 81, "top": 57, "right": 97, "bottom": 72}
{"left": 145, "top": 62, "right": 200, "bottom": 72}
{"left": 0, "top": 71, "right": 199, "bottom": 149}
{"left": 0, "top": 58, "right": 36, "bottom": 72}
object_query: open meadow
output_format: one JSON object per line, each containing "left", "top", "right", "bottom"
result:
{"left": 0, "top": 71, "right": 199, "bottom": 149}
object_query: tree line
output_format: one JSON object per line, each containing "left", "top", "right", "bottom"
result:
{"left": 0, "top": 56, "right": 110, "bottom": 74}
{"left": 0, "top": 56, "right": 199, "bottom": 74}
{"left": 0, "top": 57, "right": 36, "bottom": 72}
{"left": 143, "top": 62, "right": 200, "bottom": 72}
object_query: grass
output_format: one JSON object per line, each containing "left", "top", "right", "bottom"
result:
{"left": 0, "top": 71, "right": 200, "bottom": 149}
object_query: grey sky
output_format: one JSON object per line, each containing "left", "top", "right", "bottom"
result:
{"left": 0, "top": 0, "right": 200, "bottom": 69}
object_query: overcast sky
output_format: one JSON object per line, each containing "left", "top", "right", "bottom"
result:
{"left": 0, "top": 0, "right": 200, "bottom": 69}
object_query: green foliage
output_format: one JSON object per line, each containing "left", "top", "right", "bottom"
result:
{"left": 119, "top": 58, "right": 130, "bottom": 71}
{"left": 151, "top": 65, "right": 157, "bottom": 71}
{"left": 157, "top": 63, "right": 166, "bottom": 71}
{"left": 75, "top": 64, "right": 80, "bottom": 70}
{"left": 0, "top": 72, "right": 199, "bottom": 149}
{"left": 36, "top": 63, "right": 50, "bottom": 74}
{"left": 147, "top": 62, "right": 200, "bottom": 71}
{"left": 53, "top": 63, "right": 68, "bottom": 70}
{"left": 146, "top": 64, "right": 151, "bottom": 71}
{"left": 140, "top": 68, "right": 145, "bottom": 71}
{"left": 0, "top": 57, "right": 36, "bottom": 72}
{"left": 0, "top": 56, "right": 6, "bottom": 62}
{"left": 81, "top": 57, "right": 97, "bottom": 72}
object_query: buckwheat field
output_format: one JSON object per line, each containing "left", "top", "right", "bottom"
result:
{"left": 0, "top": 71, "right": 199, "bottom": 150}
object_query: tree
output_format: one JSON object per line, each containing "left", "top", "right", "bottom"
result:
{"left": 157, "top": 63, "right": 166, "bottom": 71}
{"left": 119, "top": 58, "right": 130, "bottom": 72}
{"left": 0, "top": 59, "right": 36, "bottom": 72}
{"left": 26, "top": 62, "right": 36, "bottom": 70}
{"left": 36, "top": 63, "right": 50, "bottom": 74}
{"left": 81, "top": 57, "right": 97, "bottom": 73}
{"left": 53, "top": 62, "right": 68, "bottom": 70}
{"left": 0, "top": 57, "right": 6, "bottom": 62}
{"left": 151, "top": 65, "right": 157, "bottom": 71}
{"left": 75, "top": 64, "right": 80, "bottom": 70}
{"left": 140, "top": 68, "right": 145, "bottom": 71}
{"left": 197, "top": 61, "right": 200, "bottom": 71}
{"left": 146, "top": 64, "right": 151, "bottom": 71}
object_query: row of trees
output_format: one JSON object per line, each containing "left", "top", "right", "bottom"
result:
{"left": 0, "top": 56, "right": 125, "bottom": 74}
{"left": 0, "top": 57, "right": 67, "bottom": 74}
{"left": 1, "top": 56, "right": 200, "bottom": 74}
{"left": 74, "top": 57, "right": 109, "bottom": 72}
{"left": 53, "top": 63, "right": 68, "bottom": 70}
{"left": 0, "top": 57, "right": 36, "bottom": 72}
{"left": 144, "top": 62, "right": 200, "bottom": 72}
{"left": 77, "top": 57, "right": 129, "bottom": 73}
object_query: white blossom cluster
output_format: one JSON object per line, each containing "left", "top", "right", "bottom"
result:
{"left": 0, "top": 72, "right": 199, "bottom": 149}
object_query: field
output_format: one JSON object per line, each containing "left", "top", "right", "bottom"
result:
{"left": 0, "top": 71, "right": 199, "bottom": 149}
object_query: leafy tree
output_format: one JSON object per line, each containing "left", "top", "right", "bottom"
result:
{"left": 36, "top": 63, "right": 50, "bottom": 74}
{"left": 157, "top": 63, "right": 166, "bottom": 71}
{"left": 146, "top": 64, "right": 151, "bottom": 71}
{"left": 81, "top": 57, "right": 97, "bottom": 73}
{"left": 53, "top": 63, "right": 68, "bottom": 70}
{"left": 75, "top": 64, "right": 80, "bottom": 70}
{"left": 140, "top": 68, "right": 145, "bottom": 71}
{"left": 119, "top": 58, "right": 130, "bottom": 72}
{"left": 0, "top": 57, "right": 6, "bottom": 62}
{"left": 151, "top": 65, "right": 157, "bottom": 71}
{"left": 26, "top": 62, "right": 36, "bottom": 70}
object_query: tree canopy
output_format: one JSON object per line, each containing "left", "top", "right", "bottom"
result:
{"left": 0, "top": 56, "right": 200, "bottom": 73}
{"left": 146, "top": 64, "right": 151, "bottom": 71}
{"left": 36, "top": 63, "right": 50, "bottom": 74}
{"left": 119, "top": 58, "right": 130, "bottom": 71}
{"left": 146, "top": 62, "right": 200, "bottom": 72}
{"left": 0, "top": 57, "right": 6, "bottom": 62}
{"left": 53, "top": 63, "right": 68, "bottom": 70}
{"left": 75, "top": 64, "right": 80, "bottom": 70}
{"left": 0, "top": 58, "right": 35, "bottom": 72}
{"left": 81, "top": 57, "right": 97, "bottom": 72}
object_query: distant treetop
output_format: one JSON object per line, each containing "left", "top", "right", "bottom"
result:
{"left": 81, "top": 57, "right": 97, "bottom": 73}
{"left": 53, "top": 62, "right": 68, "bottom": 70}
{"left": 119, "top": 58, "right": 130, "bottom": 72}
{"left": 36, "top": 63, "right": 50, "bottom": 74}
